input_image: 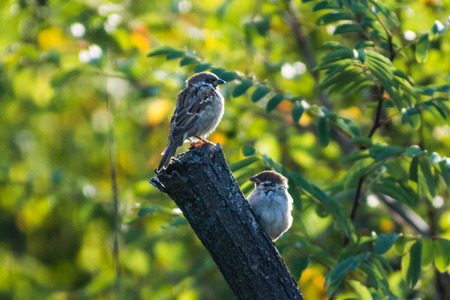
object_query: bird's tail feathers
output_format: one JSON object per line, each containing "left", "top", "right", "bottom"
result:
{"left": 157, "top": 145, "right": 177, "bottom": 173}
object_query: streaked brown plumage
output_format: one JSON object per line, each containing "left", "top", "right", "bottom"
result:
{"left": 157, "top": 72, "right": 225, "bottom": 172}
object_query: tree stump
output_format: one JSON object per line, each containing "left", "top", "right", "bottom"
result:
{"left": 150, "top": 144, "right": 303, "bottom": 300}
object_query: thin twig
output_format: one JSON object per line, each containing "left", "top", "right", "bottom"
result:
{"left": 106, "top": 47, "right": 121, "bottom": 299}
{"left": 350, "top": 176, "right": 365, "bottom": 221}
{"left": 368, "top": 88, "right": 385, "bottom": 138}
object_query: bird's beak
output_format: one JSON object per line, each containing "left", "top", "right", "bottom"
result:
{"left": 248, "top": 176, "right": 260, "bottom": 183}
{"left": 214, "top": 79, "right": 226, "bottom": 86}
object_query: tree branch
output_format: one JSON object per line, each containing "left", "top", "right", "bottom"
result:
{"left": 150, "top": 145, "right": 303, "bottom": 300}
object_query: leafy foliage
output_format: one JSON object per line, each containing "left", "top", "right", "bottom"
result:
{"left": 1, "top": 0, "right": 450, "bottom": 299}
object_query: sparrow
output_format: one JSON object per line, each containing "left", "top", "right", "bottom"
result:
{"left": 247, "top": 171, "right": 294, "bottom": 241}
{"left": 157, "top": 72, "right": 226, "bottom": 172}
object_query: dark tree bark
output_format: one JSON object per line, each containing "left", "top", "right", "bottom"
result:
{"left": 150, "top": 144, "right": 303, "bottom": 300}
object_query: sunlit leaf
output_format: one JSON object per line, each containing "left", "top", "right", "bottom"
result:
{"left": 147, "top": 46, "right": 174, "bottom": 57}
{"left": 422, "top": 238, "right": 434, "bottom": 269}
{"left": 418, "top": 156, "right": 436, "bottom": 198}
{"left": 406, "top": 239, "right": 422, "bottom": 287}
{"left": 415, "top": 33, "right": 430, "bottom": 63}
{"left": 230, "top": 156, "right": 260, "bottom": 172}
{"left": 438, "top": 159, "right": 450, "bottom": 189}
{"left": 434, "top": 239, "right": 450, "bottom": 272}
{"left": 405, "top": 145, "right": 424, "bottom": 157}
{"left": 374, "top": 233, "right": 400, "bottom": 255}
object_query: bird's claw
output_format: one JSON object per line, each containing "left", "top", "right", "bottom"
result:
{"left": 189, "top": 138, "right": 216, "bottom": 149}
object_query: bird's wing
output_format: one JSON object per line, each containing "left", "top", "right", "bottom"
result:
{"left": 168, "top": 84, "right": 216, "bottom": 146}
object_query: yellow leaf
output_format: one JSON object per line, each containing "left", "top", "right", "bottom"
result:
{"left": 339, "top": 106, "right": 361, "bottom": 119}
{"left": 38, "top": 27, "right": 64, "bottom": 51}
{"left": 131, "top": 31, "right": 150, "bottom": 52}
{"left": 147, "top": 99, "right": 172, "bottom": 125}
{"left": 299, "top": 113, "right": 311, "bottom": 126}
{"left": 210, "top": 132, "right": 227, "bottom": 146}
{"left": 299, "top": 268, "right": 328, "bottom": 300}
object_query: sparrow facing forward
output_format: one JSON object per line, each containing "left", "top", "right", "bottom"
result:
{"left": 247, "top": 171, "right": 294, "bottom": 241}
{"left": 157, "top": 72, "right": 226, "bottom": 172}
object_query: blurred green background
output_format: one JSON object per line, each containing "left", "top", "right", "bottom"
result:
{"left": 1, "top": 0, "right": 449, "bottom": 299}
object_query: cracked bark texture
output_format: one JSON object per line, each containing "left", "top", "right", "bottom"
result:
{"left": 150, "top": 144, "right": 303, "bottom": 300}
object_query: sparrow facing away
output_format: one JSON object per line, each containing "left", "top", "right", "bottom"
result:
{"left": 157, "top": 72, "right": 226, "bottom": 172}
{"left": 247, "top": 171, "right": 294, "bottom": 241}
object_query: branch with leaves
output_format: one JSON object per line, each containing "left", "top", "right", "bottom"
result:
{"left": 146, "top": 0, "right": 450, "bottom": 297}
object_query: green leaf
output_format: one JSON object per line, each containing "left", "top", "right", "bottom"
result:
{"left": 194, "top": 63, "right": 212, "bottom": 73}
{"left": 355, "top": 40, "right": 375, "bottom": 49}
{"left": 318, "top": 116, "right": 330, "bottom": 147}
{"left": 374, "top": 233, "right": 400, "bottom": 255}
{"left": 415, "top": 33, "right": 430, "bottom": 63}
{"left": 254, "top": 16, "right": 271, "bottom": 36}
{"left": 210, "top": 67, "right": 226, "bottom": 76}
{"left": 395, "top": 236, "right": 409, "bottom": 255}
{"left": 266, "top": 94, "right": 284, "bottom": 112}
{"left": 242, "top": 145, "right": 256, "bottom": 157}
{"left": 166, "top": 49, "right": 185, "bottom": 60}
{"left": 348, "top": 280, "right": 372, "bottom": 300}
{"left": 288, "top": 172, "right": 313, "bottom": 194}
{"left": 179, "top": 56, "right": 198, "bottom": 66}
{"left": 350, "top": 136, "right": 373, "bottom": 147}
{"left": 232, "top": 79, "right": 253, "bottom": 97}
{"left": 410, "top": 156, "right": 419, "bottom": 182}
{"left": 341, "top": 150, "right": 370, "bottom": 165}
{"left": 418, "top": 156, "right": 436, "bottom": 198}
{"left": 430, "top": 152, "right": 444, "bottom": 163}
{"left": 147, "top": 46, "right": 173, "bottom": 57}
{"left": 333, "top": 24, "right": 364, "bottom": 35}
{"left": 369, "top": 145, "right": 405, "bottom": 161}
{"left": 219, "top": 71, "right": 239, "bottom": 82}
{"left": 316, "top": 12, "right": 352, "bottom": 25}
{"left": 291, "top": 256, "right": 310, "bottom": 281}
{"left": 406, "top": 239, "right": 422, "bottom": 287}
{"left": 405, "top": 145, "right": 424, "bottom": 157}
{"left": 291, "top": 100, "right": 305, "bottom": 123}
{"left": 434, "top": 239, "right": 450, "bottom": 272}
{"left": 438, "top": 159, "right": 450, "bottom": 189}
{"left": 430, "top": 20, "right": 446, "bottom": 40}
{"left": 138, "top": 205, "right": 163, "bottom": 217}
{"left": 313, "top": 1, "right": 340, "bottom": 12}
{"left": 422, "top": 238, "right": 434, "bottom": 269}
{"left": 393, "top": 69, "right": 414, "bottom": 84}
{"left": 230, "top": 156, "right": 260, "bottom": 172}
{"left": 402, "top": 108, "right": 421, "bottom": 129}
{"left": 251, "top": 85, "right": 271, "bottom": 103}
{"left": 320, "top": 48, "right": 355, "bottom": 64}
{"left": 288, "top": 183, "right": 302, "bottom": 210}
